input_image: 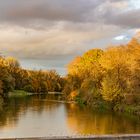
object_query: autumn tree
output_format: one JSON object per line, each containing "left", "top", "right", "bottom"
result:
{"left": 5, "top": 57, "right": 20, "bottom": 68}
{"left": 127, "top": 34, "right": 140, "bottom": 95}
{"left": 65, "top": 49, "right": 104, "bottom": 101}
{"left": 0, "top": 58, "right": 15, "bottom": 96}
{"left": 99, "top": 46, "right": 131, "bottom": 103}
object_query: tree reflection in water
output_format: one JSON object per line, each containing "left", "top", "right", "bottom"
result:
{"left": 0, "top": 95, "right": 139, "bottom": 138}
{"left": 65, "top": 103, "right": 140, "bottom": 135}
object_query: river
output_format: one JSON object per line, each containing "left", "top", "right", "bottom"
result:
{"left": 0, "top": 95, "right": 139, "bottom": 138}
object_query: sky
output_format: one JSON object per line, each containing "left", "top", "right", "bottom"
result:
{"left": 0, "top": 0, "right": 140, "bottom": 75}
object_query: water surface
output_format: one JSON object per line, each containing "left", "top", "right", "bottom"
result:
{"left": 0, "top": 95, "right": 140, "bottom": 138}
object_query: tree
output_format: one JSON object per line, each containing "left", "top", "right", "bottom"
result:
{"left": 65, "top": 49, "right": 104, "bottom": 101}
{"left": 127, "top": 35, "right": 140, "bottom": 95}
{"left": 99, "top": 46, "right": 131, "bottom": 103}
{"left": 101, "top": 74, "right": 123, "bottom": 103}
{"left": 68, "top": 49, "right": 103, "bottom": 79}
{"left": 5, "top": 57, "right": 20, "bottom": 68}
{"left": 68, "top": 56, "right": 82, "bottom": 75}
{"left": 0, "top": 58, "right": 15, "bottom": 96}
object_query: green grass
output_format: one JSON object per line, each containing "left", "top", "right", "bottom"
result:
{"left": 9, "top": 90, "right": 28, "bottom": 97}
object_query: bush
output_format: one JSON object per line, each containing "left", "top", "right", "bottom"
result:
{"left": 23, "top": 85, "right": 34, "bottom": 92}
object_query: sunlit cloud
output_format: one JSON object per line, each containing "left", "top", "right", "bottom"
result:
{"left": 114, "top": 35, "right": 127, "bottom": 41}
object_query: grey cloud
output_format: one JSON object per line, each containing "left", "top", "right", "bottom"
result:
{"left": 104, "top": 9, "right": 140, "bottom": 28}
{"left": 0, "top": 0, "right": 103, "bottom": 23}
{"left": 0, "top": 0, "right": 139, "bottom": 29}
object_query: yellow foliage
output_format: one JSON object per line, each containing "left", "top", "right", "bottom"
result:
{"left": 5, "top": 57, "right": 20, "bottom": 68}
{"left": 69, "top": 90, "right": 78, "bottom": 100}
{"left": 65, "top": 32, "right": 140, "bottom": 104}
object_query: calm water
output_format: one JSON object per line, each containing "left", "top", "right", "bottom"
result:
{"left": 0, "top": 95, "right": 140, "bottom": 138}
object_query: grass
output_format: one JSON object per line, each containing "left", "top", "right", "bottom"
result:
{"left": 8, "top": 90, "right": 48, "bottom": 97}
{"left": 9, "top": 90, "right": 28, "bottom": 97}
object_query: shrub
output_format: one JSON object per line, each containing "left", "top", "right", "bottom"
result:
{"left": 23, "top": 85, "right": 34, "bottom": 92}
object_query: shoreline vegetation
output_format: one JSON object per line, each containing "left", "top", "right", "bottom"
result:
{"left": 0, "top": 33, "right": 140, "bottom": 116}
{"left": 8, "top": 90, "right": 48, "bottom": 97}
{"left": 64, "top": 32, "right": 140, "bottom": 116}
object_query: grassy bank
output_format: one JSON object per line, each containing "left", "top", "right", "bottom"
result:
{"left": 8, "top": 90, "right": 29, "bottom": 97}
{"left": 9, "top": 90, "right": 48, "bottom": 97}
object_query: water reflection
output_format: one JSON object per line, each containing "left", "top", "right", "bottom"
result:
{"left": 65, "top": 103, "right": 140, "bottom": 134}
{"left": 0, "top": 95, "right": 139, "bottom": 138}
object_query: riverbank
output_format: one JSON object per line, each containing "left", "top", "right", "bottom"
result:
{"left": 1, "top": 134, "right": 140, "bottom": 140}
{"left": 8, "top": 90, "right": 140, "bottom": 116}
{"left": 8, "top": 90, "right": 75, "bottom": 104}
{"left": 8, "top": 90, "right": 30, "bottom": 97}
{"left": 113, "top": 104, "right": 140, "bottom": 116}
{"left": 89, "top": 101, "right": 140, "bottom": 116}
{"left": 8, "top": 90, "right": 49, "bottom": 97}
{"left": 74, "top": 98, "right": 140, "bottom": 116}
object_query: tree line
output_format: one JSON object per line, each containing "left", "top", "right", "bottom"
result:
{"left": 0, "top": 56, "right": 64, "bottom": 99}
{"left": 63, "top": 33, "right": 140, "bottom": 113}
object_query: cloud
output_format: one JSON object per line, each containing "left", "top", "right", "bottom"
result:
{"left": 0, "top": 0, "right": 133, "bottom": 27}
{"left": 0, "top": 0, "right": 103, "bottom": 24}
{"left": 104, "top": 9, "right": 140, "bottom": 28}
{"left": 0, "top": 0, "right": 139, "bottom": 59}
{"left": 0, "top": 23, "right": 123, "bottom": 58}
